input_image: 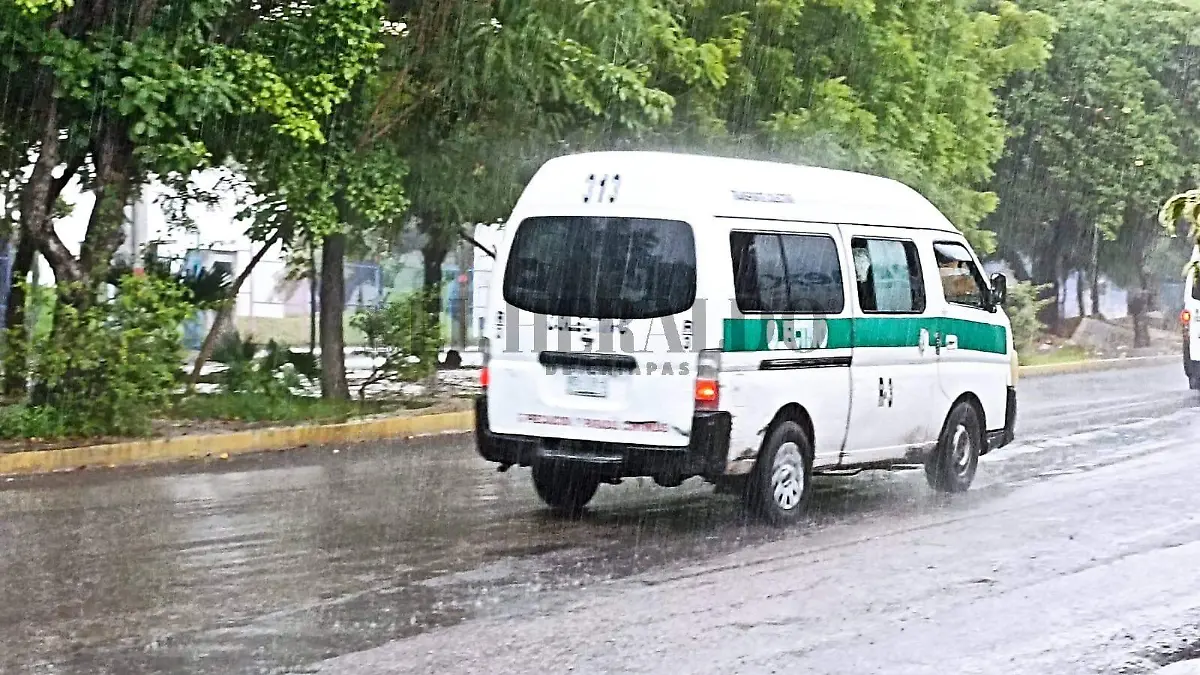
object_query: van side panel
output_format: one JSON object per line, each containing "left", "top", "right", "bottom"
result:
{"left": 715, "top": 220, "right": 854, "bottom": 472}
{"left": 839, "top": 227, "right": 942, "bottom": 464}
{"left": 931, "top": 237, "right": 1010, "bottom": 434}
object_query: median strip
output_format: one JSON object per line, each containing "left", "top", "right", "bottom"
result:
{"left": 1017, "top": 354, "right": 1177, "bottom": 378}
{"left": 0, "top": 354, "right": 1184, "bottom": 478}
{"left": 0, "top": 409, "right": 474, "bottom": 478}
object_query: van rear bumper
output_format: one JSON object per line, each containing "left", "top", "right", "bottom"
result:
{"left": 474, "top": 395, "right": 732, "bottom": 480}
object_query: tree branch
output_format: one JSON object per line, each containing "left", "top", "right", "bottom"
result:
{"left": 46, "top": 152, "right": 85, "bottom": 211}
{"left": 458, "top": 228, "right": 496, "bottom": 259}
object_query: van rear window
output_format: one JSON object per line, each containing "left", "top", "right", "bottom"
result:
{"left": 502, "top": 216, "right": 697, "bottom": 319}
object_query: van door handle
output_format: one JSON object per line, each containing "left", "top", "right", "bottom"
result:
{"left": 945, "top": 334, "right": 959, "bottom": 350}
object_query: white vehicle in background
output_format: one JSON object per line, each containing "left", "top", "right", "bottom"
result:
{"left": 1184, "top": 246, "right": 1200, "bottom": 390}
{"left": 474, "top": 151, "right": 1018, "bottom": 526}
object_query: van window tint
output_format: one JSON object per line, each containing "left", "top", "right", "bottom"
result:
{"left": 851, "top": 238, "right": 926, "bottom": 313}
{"left": 730, "top": 232, "right": 845, "bottom": 314}
{"left": 934, "top": 242, "right": 988, "bottom": 309}
{"left": 502, "top": 216, "right": 696, "bottom": 320}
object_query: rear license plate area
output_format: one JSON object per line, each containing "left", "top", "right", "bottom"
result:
{"left": 566, "top": 370, "right": 608, "bottom": 398}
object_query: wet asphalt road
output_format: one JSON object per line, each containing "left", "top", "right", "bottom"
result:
{"left": 3, "top": 364, "right": 1200, "bottom": 674}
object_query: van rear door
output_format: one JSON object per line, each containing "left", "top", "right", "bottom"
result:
{"left": 486, "top": 215, "right": 699, "bottom": 448}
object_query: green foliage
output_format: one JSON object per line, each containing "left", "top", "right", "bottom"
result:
{"left": 210, "top": 331, "right": 318, "bottom": 399}
{"left": 2, "top": 0, "right": 386, "bottom": 170}
{"left": 0, "top": 404, "right": 71, "bottom": 440}
{"left": 107, "top": 251, "right": 233, "bottom": 309}
{"left": 169, "top": 393, "right": 394, "bottom": 425}
{"left": 27, "top": 276, "right": 194, "bottom": 437}
{"left": 988, "top": 0, "right": 1200, "bottom": 295}
{"left": 1006, "top": 280, "right": 1053, "bottom": 353}
{"left": 350, "top": 292, "right": 442, "bottom": 399}
{"left": 621, "top": 0, "right": 1057, "bottom": 251}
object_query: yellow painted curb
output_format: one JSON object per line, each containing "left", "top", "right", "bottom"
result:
{"left": 1017, "top": 354, "right": 1177, "bottom": 378}
{"left": 0, "top": 410, "right": 475, "bottom": 477}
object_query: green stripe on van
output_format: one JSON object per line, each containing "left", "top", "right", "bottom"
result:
{"left": 722, "top": 317, "right": 1007, "bottom": 354}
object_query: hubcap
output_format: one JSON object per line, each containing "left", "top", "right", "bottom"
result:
{"left": 951, "top": 424, "right": 974, "bottom": 474}
{"left": 771, "top": 442, "right": 805, "bottom": 510}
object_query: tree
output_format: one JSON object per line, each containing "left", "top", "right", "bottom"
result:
{"left": 379, "top": 0, "right": 729, "bottom": 325}
{"left": 987, "top": 0, "right": 1200, "bottom": 340}
{"left": 614, "top": 0, "right": 1056, "bottom": 252}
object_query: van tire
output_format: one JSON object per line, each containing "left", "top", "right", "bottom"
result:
{"left": 926, "top": 402, "right": 982, "bottom": 493}
{"left": 745, "top": 421, "right": 813, "bottom": 527}
{"left": 531, "top": 462, "right": 600, "bottom": 516}
{"left": 1190, "top": 375, "right": 1200, "bottom": 391}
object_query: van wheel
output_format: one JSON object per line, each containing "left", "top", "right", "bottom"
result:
{"left": 531, "top": 462, "right": 600, "bottom": 516}
{"left": 1190, "top": 375, "right": 1200, "bottom": 391}
{"left": 745, "top": 421, "right": 813, "bottom": 527}
{"left": 926, "top": 402, "right": 982, "bottom": 493}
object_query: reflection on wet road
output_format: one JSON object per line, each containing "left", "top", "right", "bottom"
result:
{"left": 1, "top": 365, "right": 1197, "bottom": 674}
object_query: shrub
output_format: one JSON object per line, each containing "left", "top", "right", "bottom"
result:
{"left": 0, "top": 404, "right": 70, "bottom": 440}
{"left": 26, "top": 276, "right": 195, "bottom": 437}
{"left": 210, "top": 331, "right": 318, "bottom": 399}
{"left": 1006, "top": 280, "right": 1052, "bottom": 354}
{"left": 350, "top": 291, "right": 442, "bottom": 399}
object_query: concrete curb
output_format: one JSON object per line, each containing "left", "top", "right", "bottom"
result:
{"left": 0, "top": 410, "right": 474, "bottom": 478}
{"left": 0, "top": 354, "right": 1182, "bottom": 478}
{"left": 1017, "top": 354, "right": 1177, "bottom": 378}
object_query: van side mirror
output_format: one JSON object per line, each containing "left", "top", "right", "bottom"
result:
{"left": 989, "top": 273, "right": 1008, "bottom": 310}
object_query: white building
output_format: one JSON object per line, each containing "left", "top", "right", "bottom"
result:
{"left": 48, "top": 169, "right": 305, "bottom": 320}
{"left": 470, "top": 222, "right": 505, "bottom": 343}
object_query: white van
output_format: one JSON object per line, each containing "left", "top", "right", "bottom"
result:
{"left": 475, "top": 151, "right": 1018, "bottom": 525}
{"left": 1184, "top": 246, "right": 1200, "bottom": 390}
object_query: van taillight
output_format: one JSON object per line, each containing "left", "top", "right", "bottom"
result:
{"left": 695, "top": 350, "right": 721, "bottom": 411}
{"left": 479, "top": 337, "right": 490, "bottom": 388}
{"left": 1183, "top": 309, "right": 1193, "bottom": 325}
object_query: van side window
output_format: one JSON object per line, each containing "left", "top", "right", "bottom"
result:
{"left": 934, "top": 242, "right": 988, "bottom": 309}
{"left": 730, "top": 232, "right": 845, "bottom": 314}
{"left": 850, "top": 238, "right": 925, "bottom": 313}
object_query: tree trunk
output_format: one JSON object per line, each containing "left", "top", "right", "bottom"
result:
{"left": 23, "top": 99, "right": 82, "bottom": 287}
{"left": 420, "top": 237, "right": 448, "bottom": 361}
{"left": 3, "top": 232, "right": 36, "bottom": 396}
{"left": 319, "top": 232, "right": 348, "bottom": 400}
{"left": 1131, "top": 268, "right": 1152, "bottom": 349}
{"left": 78, "top": 123, "right": 134, "bottom": 293}
{"left": 309, "top": 241, "right": 318, "bottom": 354}
{"left": 187, "top": 233, "right": 283, "bottom": 389}
{"left": 1089, "top": 225, "right": 1101, "bottom": 318}
{"left": 1075, "top": 270, "right": 1086, "bottom": 320}
{"left": 1049, "top": 276, "right": 1061, "bottom": 334}
{"left": 1130, "top": 295, "right": 1150, "bottom": 348}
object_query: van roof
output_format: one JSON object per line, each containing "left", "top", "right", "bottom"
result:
{"left": 514, "top": 151, "right": 960, "bottom": 234}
